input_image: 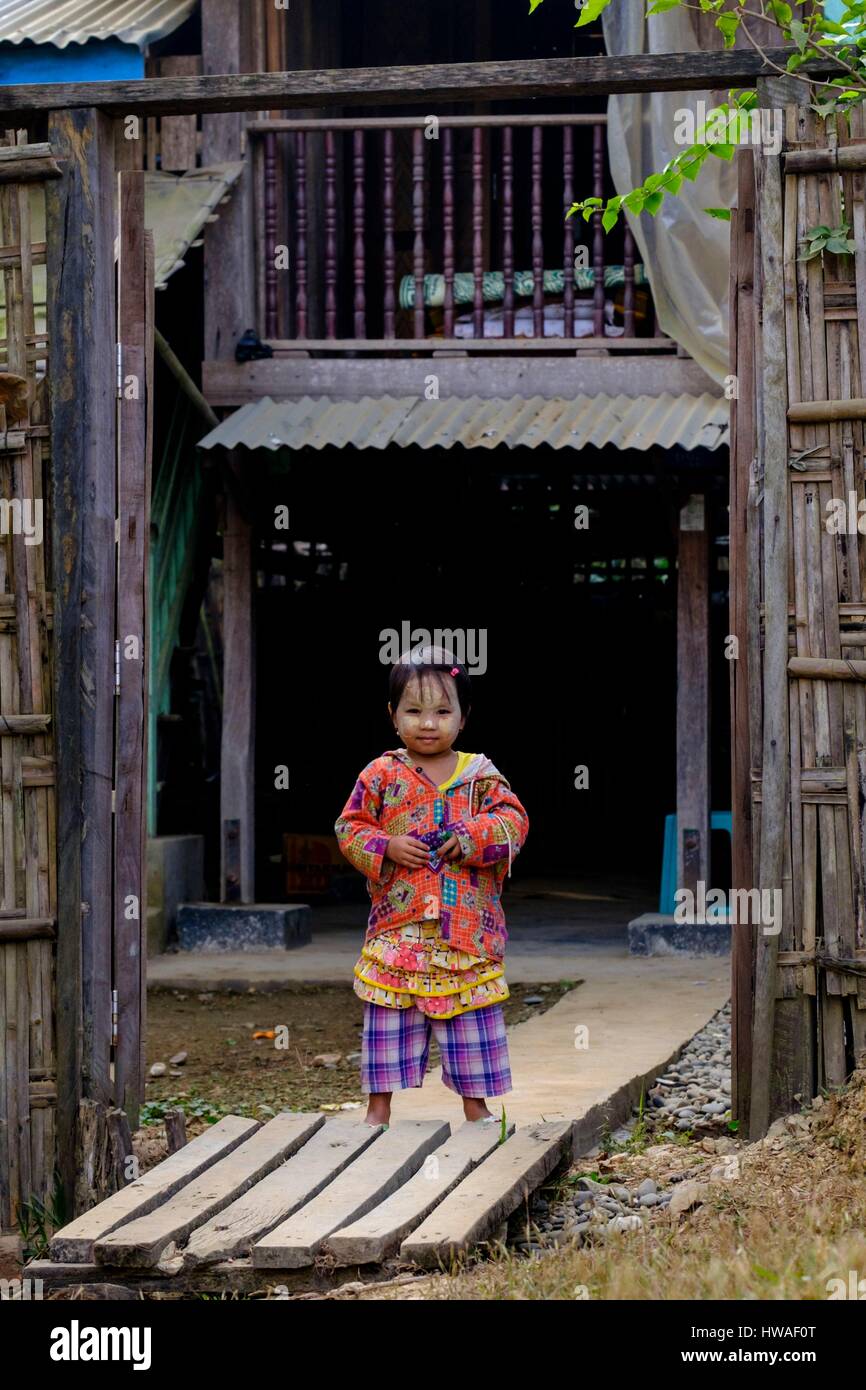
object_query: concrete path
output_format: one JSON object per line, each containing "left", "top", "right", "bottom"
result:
{"left": 382, "top": 951, "right": 729, "bottom": 1131}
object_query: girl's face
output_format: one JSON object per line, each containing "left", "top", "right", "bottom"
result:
{"left": 390, "top": 675, "right": 464, "bottom": 757}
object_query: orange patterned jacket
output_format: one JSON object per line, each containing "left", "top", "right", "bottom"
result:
{"left": 335, "top": 749, "right": 529, "bottom": 959}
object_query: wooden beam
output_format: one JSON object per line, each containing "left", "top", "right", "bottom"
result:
{"left": 730, "top": 148, "right": 757, "bottom": 1131}
{"left": 750, "top": 136, "right": 789, "bottom": 1142}
{"left": 676, "top": 493, "right": 711, "bottom": 900}
{"left": 0, "top": 50, "right": 838, "bottom": 120}
{"left": 46, "top": 108, "right": 117, "bottom": 1208}
{"left": 264, "top": 337, "right": 680, "bottom": 354}
{"left": 202, "top": 355, "right": 724, "bottom": 406}
{"left": 114, "top": 171, "right": 149, "bottom": 1130}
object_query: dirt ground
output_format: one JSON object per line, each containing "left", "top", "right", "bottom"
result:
{"left": 139, "top": 979, "right": 579, "bottom": 1157}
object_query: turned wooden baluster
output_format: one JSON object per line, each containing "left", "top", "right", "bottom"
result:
{"left": 531, "top": 126, "right": 544, "bottom": 339}
{"left": 443, "top": 126, "right": 456, "bottom": 338}
{"left": 623, "top": 223, "right": 636, "bottom": 338}
{"left": 562, "top": 125, "right": 574, "bottom": 342}
{"left": 294, "top": 129, "right": 308, "bottom": 339}
{"left": 412, "top": 128, "right": 426, "bottom": 340}
{"left": 264, "top": 130, "right": 279, "bottom": 338}
{"left": 325, "top": 129, "right": 338, "bottom": 339}
{"left": 353, "top": 129, "right": 366, "bottom": 339}
{"left": 502, "top": 125, "right": 514, "bottom": 339}
{"left": 473, "top": 126, "right": 485, "bottom": 340}
{"left": 383, "top": 128, "right": 396, "bottom": 338}
{"left": 592, "top": 122, "right": 606, "bottom": 338}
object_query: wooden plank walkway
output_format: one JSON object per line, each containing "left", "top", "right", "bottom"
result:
{"left": 48, "top": 1115, "right": 258, "bottom": 1262}
{"left": 37, "top": 1112, "right": 576, "bottom": 1291}
{"left": 326, "top": 1120, "right": 514, "bottom": 1266}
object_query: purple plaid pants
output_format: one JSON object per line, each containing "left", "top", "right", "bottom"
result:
{"left": 360, "top": 999, "right": 512, "bottom": 1097}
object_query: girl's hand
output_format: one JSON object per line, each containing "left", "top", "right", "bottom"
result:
{"left": 439, "top": 834, "right": 463, "bottom": 862}
{"left": 384, "top": 834, "right": 430, "bottom": 868}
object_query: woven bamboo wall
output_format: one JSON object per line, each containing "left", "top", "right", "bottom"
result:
{"left": 0, "top": 135, "right": 56, "bottom": 1230}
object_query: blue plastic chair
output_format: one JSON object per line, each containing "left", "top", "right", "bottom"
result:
{"left": 659, "top": 811, "right": 732, "bottom": 914}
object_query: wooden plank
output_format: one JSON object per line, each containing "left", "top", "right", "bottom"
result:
{"left": 46, "top": 107, "right": 117, "bottom": 1208}
{"left": 265, "top": 338, "right": 679, "bottom": 354}
{"left": 750, "top": 126, "right": 789, "bottom": 1141}
{"left": 93, "top": 1112, "right": 316, "bottom": 1268}
{"left": 790, "top": 656, "right": 866, "bottom": 681}
{"left": 202, "top": 356, "right": 723, "bottom": 406}
{"left": 183, "top": 1117, "right": 375, "bottom": 1268}
{"left": 253, "top": 1120, "right": 450, "bottom": 1269}
{"left": 0, "top": 50, "right": 837, "bottom": 119}
{"left": 326, "top": 1119, "right": 513, "bottom": 1266}
{"left": 400, "top": 1121, "right": 572, "bottom": 1269}
{"left": 49, "top": 1115, "right": 259, "bottom": 1262}
{"left": 115, "top": 170, "right": 149, "bottom": 1127}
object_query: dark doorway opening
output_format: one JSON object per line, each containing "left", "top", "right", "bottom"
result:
{"left": 251, "top": 444, "right": 730, "bottom": 916}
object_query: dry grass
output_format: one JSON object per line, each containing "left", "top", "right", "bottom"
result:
{"left": 334, "top": 1068, "right": 866, "bottom": 1301}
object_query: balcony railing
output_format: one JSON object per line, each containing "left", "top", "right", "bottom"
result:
{"left": 247, "top": 113, "right": 672, "bottom": 355}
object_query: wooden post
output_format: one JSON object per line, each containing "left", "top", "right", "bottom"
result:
{"left": 750, "top": 113, "right": 789, "bottom": 1140}
{"left": 730, "top": 148, "right": 756, "bottom": 1126}
{"left": 220, "top": 484, "right": 255, "bottom": 903}
{"left": 676, "top": 493, "right": 711, "bottom": 902}
{"left": 114, "top": 170, "right": 150, "bottom": 1129}
{"left": 201, "top": 0, "right": 255, "bottom": 360}
{"left": 46, "top": 108, "right": 117, "bottom": 1209}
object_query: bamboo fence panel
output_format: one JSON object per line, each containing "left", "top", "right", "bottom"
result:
{"left": 0, "top": 131, "right": 56, "bottom": 1229}
{"left": 740, "top": 109, "right": 866, "bottom": 1128}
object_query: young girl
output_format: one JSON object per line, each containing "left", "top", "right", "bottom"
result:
{"left": 335, "top": 646, "right": 529, "bottom": 1128}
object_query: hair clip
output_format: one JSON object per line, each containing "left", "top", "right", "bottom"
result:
{"left": 450, "top": 666, "right": 459, "bottom": 677}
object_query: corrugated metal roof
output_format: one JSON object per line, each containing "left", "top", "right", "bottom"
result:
{"left": 197, "top": 393, "right": 730, "bottom": 454}
{"left": 148, "top": 162, "right": 243, "bottom": 290}
{"left": 0, "top": 0, "right": 197, "bottom": 49}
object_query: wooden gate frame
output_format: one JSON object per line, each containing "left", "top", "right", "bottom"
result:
{"left": 46, "top": 111, "right": 152, "bottom": 1211}
{"left": 731, "top": 89, "right": 866, "bottom": 1137}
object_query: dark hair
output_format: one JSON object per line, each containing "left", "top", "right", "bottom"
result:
{"left": 388, "top": 646, "right": 472, "bottom": 718}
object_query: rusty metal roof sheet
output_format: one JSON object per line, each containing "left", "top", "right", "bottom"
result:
{"left": 0, "top": 0, "right": 197, "bottom": 48}
{"left": 197, "top": 393, "right": 729, "bottom": 454}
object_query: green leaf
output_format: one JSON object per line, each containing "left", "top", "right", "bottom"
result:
{"left": 708, "top": 142, "right": 736, "bottom": 160}
{"left": 602, "top": 205, "right": 620, "bottom": 231}
{"left": 790, "top": 18, "right": 809, "bottom": 52}
{"left": 647, "top": 0, "right": 681, "bottom": 13}
{"left": 704, "top": 206, "right": 732, "bottom": 220}
{"left": 679, "top": 146, "right": 709, "bottom": 181}
{"left": 643, "top": 190, "right": 665, "bottom": 215}
{"left": 575, "top": 0, "right": 614, "bottom": 28}
{"left": 768, "top": 1, "right": 793, "bottom": 25}
{"left": 529, "top": 0, "right": 544, "bottom": 10}
{"left": 715, "top": 12, "right": 740, "bottom": 47}
{"left": 623, "top": 188, "right": 646, "bottom": 215}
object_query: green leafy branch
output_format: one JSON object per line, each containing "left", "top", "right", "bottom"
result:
{"left": 530, "top": 0, "right": 866, "bottom": 230}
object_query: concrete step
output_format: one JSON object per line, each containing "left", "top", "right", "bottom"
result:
{"left": 176, "top": 901, "right": 312, "bottom": 951}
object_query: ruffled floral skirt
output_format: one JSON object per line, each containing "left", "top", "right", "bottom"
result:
{"left": 353, "top": 919, "right": 509, "bottom": 1019}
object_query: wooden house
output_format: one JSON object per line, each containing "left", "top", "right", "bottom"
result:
{"left": 0, "top": 0, "right": 863, "bottom": 1227}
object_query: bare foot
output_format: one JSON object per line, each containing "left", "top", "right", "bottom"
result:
{"left": 463, "top": 1097, "right": 495, "bottom": 1123}
{"left": 364, "top": 1097, "right": 391, "bottom": 1127}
